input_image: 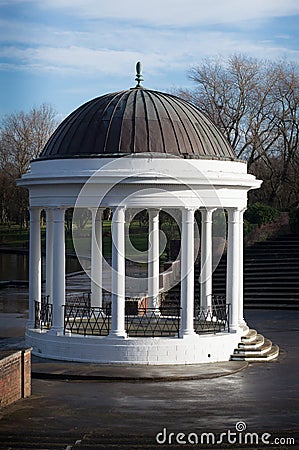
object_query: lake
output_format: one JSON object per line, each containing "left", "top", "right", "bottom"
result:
{"left": 0, "top": 252, "right": 82, "bottom": 282}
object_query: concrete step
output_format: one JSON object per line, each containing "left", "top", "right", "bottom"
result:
{"left": 231, "top": 328, "right": 279, "bottom": 362}
{"left": 238, "top": 333, "right": 264, "bottom": 349}
{"left": 214, "top": 269, "right": 299, "bottom": 277}
{"left": 243, "top": 291, "right": 299, "bottom": 297}
{"left": 244, "top": 299, "right": 299, "bottom": 306}
{"left": 243, "top": 280, "right": 299, "bottom": 287}
{"left": 243, "top": 301, "right": 299, "bottom": 310}
{"left": 234, "top": 338, "right": 272, "bottom": 356}
{"left": 241, "top": 328, "right": 257, "bottom": 343}
{"left": 212, "top": 285, "right": 299, "bottom": 292}
{"left": 231, "top": 344, "right": 279, "bottom": 362}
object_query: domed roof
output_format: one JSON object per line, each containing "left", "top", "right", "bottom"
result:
{"left": 39, "top": 68, "right": 236, "bottom": 161}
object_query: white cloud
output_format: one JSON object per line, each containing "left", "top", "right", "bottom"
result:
{"left": 0, "top": 44, "right": 166, "bottom": 78}
{"left": 1, "top": 0, "right": 299, "bottom": 80}
{"left": 2, "top": 27, "right": 298, "bottom": 83}
{"left": 35, "top": 0, "right": 299, "bottom": 26}
{"left": 1, "top": 0, "right": 299, "bottom": 117}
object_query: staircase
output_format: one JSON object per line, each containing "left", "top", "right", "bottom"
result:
{"left": 213, "top": 233, "right": 299, "bottom": 310}
{"left": 230, "top": 328, "right": 279, "bottom": 362}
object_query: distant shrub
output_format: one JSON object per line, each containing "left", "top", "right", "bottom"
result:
{"left": 245, "top": 203, "right": 280, "bottom": 227}
{"left": 243, "top": 219, "right": 256, "bottom": 235}
{"left": 289, "top": 208, "right": 299, "bottom": 233}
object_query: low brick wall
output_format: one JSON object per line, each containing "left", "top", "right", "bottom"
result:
{"left": 0, "top": 348, "right": 31, "bottom": 408}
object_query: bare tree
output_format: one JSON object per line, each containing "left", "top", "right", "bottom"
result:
{"left": 0, "top": 103, "right": 58, "bottom": 226}
{"left": 175, "top": 55, "right": 299, "bottom": 207}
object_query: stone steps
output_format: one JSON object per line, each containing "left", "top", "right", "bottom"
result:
{"left": 239, "top": 332, "right": 264, "bottom": 348}
{"left": 212, "top": 233, "right": 299, "bottom": 309}
{"left": 230, "top": 329, "right": 279, "bottom": 362}
{"left": 166, "top": 233, "right": 299, "bottom": 309}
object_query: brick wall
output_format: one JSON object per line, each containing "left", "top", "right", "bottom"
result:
{"left": 0, "top": 349, "right": 31, "bottom": 408}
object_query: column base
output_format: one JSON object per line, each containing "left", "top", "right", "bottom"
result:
{"left": 108, "top": 330, "right": 128, "bottom": 339}
{"left": 229, "top": 326, "right": 238, "bottom": 333}
{"left": 48, "top": 327, "right": 64, "bottom": 336}
{"left": 239, "top": 319, "right": 247, "bottom": 328}
{"left": 179, "top": 330, "right": 196, "bottom": 338}
{"left": 26, "top": 321, "right": 35, "bottom": 330}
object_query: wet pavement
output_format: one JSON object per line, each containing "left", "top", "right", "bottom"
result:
{"left": 0, "top": 287, "right": 298, "bottom": 448}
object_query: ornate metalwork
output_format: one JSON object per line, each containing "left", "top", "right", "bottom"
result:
{"left": 35, "top": 292, "right": 229, "bottom": 336}
{"left": 34, "top": 296, "right": 52, "bottom": 330}
{"left": 125, "top": 307, "right": 181, "bottom": 337}
{"left": 65, "top": 292, "right": 91, "bottom": 317}
{"left": 194, "top": 295, "right": 230, "bottom": 333}
{"left": 64, "top": 304, "right": 111, "bottom": 336}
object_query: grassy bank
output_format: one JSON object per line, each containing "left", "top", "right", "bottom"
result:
{"left": 0, "top": 221, "right": 152, "bottom": 257}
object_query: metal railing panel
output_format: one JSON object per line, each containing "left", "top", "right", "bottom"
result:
{"left": 125, "top": 307, "right": 181, "bottom": 337}
{"left": 64, "top": 304, "right": 111, "bottom": 336}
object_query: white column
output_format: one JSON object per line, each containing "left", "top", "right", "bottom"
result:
{"left": 226, "top": 208, "right": 240, "bottom": 332}
{"left": 46, "top": 208, "right": 54, "bottom": 303}
{"left": 51, "top": 207, "right": 66, "bottom": 334}
{"left": 238, "top": 208, "right": 246, "bottom": 326}
{"left": 180, "top": 207, "right": 195, "bottom": 337}
{"left": 90, "top": 208, "right": 103, "bottom": 308}
{"left": 148, "top": 209, "right": 160, "bottom": 310}
{"left": 200, "top": 208, "right": 215, "bottom": 312}
{"left": 28, "top": 207, "right": 41, "bottom": 328}
{"left": 109, "top": 206, "right": 127, "bottom": 338}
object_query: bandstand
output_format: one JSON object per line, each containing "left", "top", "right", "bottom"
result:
{"left": 18, "top": 63, "right": 262, "bottom": 364}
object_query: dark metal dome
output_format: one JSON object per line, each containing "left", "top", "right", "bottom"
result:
{"left": 39, "top": 87, "right": 236, "bottom": 161}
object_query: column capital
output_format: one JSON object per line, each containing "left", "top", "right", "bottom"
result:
{"left": 181, "top": 207, "right": 195, "bottom": 224}
{"left": 227, "top": 207, "right": 242, "bottom": 223}
{"left": 200, "top": 207, "right": 217, "bottom": 220}
{"left": 89, "top": 207, "right": 103, "bottom": 222}
{"left": 147, "top": 208, "right": 161, "bottom": 222}
{"left": 182, "top": 206, "right": 196, "bottom": 212}
{"left": 89, "top": 206, "right": 104, "bottom": 213}
{"left": 112, "top": 205, "right": 126, "bottom": 223}
{"left": 200, "top": 206, "right": 217, "bottom": 211}
{"left": 148, "top": 208, "right": 160, "bottom": 218}
{"left": 29, "top": 206, "right": 42, "bottom": 222}
{"left": 112, "top": 205, "right": 126, "bottom": 211}
{"left": 227, "top": 206, "right": 243, "bottom": 213}
{"left": 53, "top": 207, "right": 66, "bottom": 222}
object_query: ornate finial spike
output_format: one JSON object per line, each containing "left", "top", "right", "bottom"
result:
{"left": 135, "top": 61, "right": 144, "bottom": 88}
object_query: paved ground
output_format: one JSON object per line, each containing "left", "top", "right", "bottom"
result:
{"left": 0, "top": 307, "right": 298, "bottom": 449}
{"left": 30, "top": 358, "right": 247, "bottom": 382}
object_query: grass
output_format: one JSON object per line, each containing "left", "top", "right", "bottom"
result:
{"left": 0, "top": 220, "right": 155, "bottom": 257}
{"left": 0, "top": 217, "right": 181, "bottom": 267}
{"left": 0, "top": 223, "right": 31, "bottom": 248}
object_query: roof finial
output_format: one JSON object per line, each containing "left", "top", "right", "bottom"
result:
{"left": 135, "top": 61, "right": 144, "bottom": 88}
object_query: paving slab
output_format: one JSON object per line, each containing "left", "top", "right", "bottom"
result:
{"left": 0, "top": 304, "right": 298, "bottom": 449}
{"left": 31, "top": 357, "right": 248, "bottom": 381}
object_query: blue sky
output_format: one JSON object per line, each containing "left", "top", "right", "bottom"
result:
{"left": 1, "top": 0, "right": 299, "bottom": 120}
